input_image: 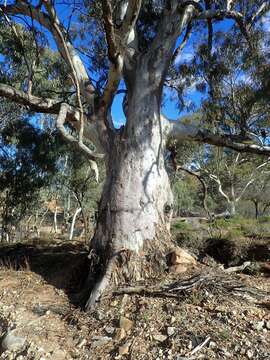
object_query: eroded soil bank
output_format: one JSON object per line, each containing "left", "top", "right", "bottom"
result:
{"left": 0, "top": 231, "right": 269, "bottom": 359}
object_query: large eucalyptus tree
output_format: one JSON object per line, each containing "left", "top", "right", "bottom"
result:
{"left": 0, "top": 0, "right": 269, "bottom": 308}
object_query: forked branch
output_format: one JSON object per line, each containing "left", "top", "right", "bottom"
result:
{"left": 56, "top": 103, "right": 104, "bottom": 161}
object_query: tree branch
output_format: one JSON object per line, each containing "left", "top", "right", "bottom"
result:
{"left": 172, "top": 21, "right": 193, "bottom": 64}
{"left": 208, "top": 174, "right": 231, "bottom": 203}
{"left": 149, "top": 1, "right": 198, "bottom": 76}
{"left": 248, "top": 2, "right": 270, "bottom": 29}
{"left": 1, "top": 1, "right": 96, "bottom": 104}
{"left": 120, "top": 0, "right": 142, "bottom": 42}
{"left": 102, "top": 0, "right": 119, "bottom": 64}
{"left": 0, "top": 83, "right": 104, "bottom": 153}
{"left": 196, "top": 9, "right": 250, "bottom": 43}
{"left": 55, "top": 103, "right": 104, "bottom": 162}
{"left": 177, "top": 166, "right": 211, "bottom": 218}
{"left": 168, "top": 121, "right": 270, "bottom": 157}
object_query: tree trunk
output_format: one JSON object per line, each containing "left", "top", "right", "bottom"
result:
{"left": 81, "top": 209, "right": 88, "bottom": 243}
{"left": 85, "top": 91, "right": 173, "bottom": 309}
{"left": 229, "top": 201, "right": 236, "bottom": 217}
{"left": 53, "top": 207, "right": 58, "bottom": 233}
{"left": 69, "top": 207, "right": 81, "bottom": 240}
{"left": 254, "top": 201, "right": 259, "bottom": 219}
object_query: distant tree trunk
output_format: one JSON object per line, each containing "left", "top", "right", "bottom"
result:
{"left": 36, "top": 209, "right": 49, "bottom": 237}
{"left": 253, "top": 200, "right": 259, "bottom": 219}
{"left": 81, "top": 209, "right": 88, "bottom": 243}
{"left": 53, "top": 207, "right": 58, "bottom": 233}
{"left": 262, "top": 203, "right": 270, "bottom": 216}
{"left": 69, "top": 207, "right": 81, "bottom": 240}
{"left": 229, "top": 201, "right": 236, "bottom": 217}
{"left": 64, "top": 193, "right": 71, "bottom": 230}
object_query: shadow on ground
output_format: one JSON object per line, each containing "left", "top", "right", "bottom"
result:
{"left": 204, "top": 237, "right": 270, "bottom": 267}
{"left": 0, "top": 242, "right": 90, "bottom": 307}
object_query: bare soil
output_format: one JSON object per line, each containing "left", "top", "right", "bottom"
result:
{"left": 0, "top": 236, "right": 269, "bottom": 360}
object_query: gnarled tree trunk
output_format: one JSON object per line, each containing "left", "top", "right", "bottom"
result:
{"left": 86, "top": 85, "right": 174, "bottom": 309}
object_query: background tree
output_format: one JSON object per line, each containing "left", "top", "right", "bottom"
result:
{"left": 202, "top": 148, "right": 270, "bottom": 216}
{"left": 243, "top": 172, "right": 270, "bottom": 218}
{"left": 0, "top": 109, "right": 60, "bottom": 241}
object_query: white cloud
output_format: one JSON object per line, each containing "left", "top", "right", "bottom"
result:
{"left": 261, "top": 10, "right": 270, "bottom": 32}
{"left": 174, "top": 51, "right": 194, "bottom": 66}
{"left": 113, "top": 118, "right": 126, "bottom": 129}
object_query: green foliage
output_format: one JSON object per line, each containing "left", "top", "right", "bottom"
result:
{"left": 0, "top": 113, "right": 63, "bottom": 234}
{"left": 171, "top": 220, "right": 192, "bottom": 231}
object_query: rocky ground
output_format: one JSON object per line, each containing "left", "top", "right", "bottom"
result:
{"left": 0, "top": 233, "right": 269, "bottom": 360}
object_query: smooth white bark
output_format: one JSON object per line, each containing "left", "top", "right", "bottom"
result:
{"left": 69, "top": 208, "right": 82, "bottom": 241}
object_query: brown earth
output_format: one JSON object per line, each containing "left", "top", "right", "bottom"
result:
{"left": 0, "top": 240, "right": 269, "bottom": 360}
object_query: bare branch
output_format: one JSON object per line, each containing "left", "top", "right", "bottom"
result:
{"left": 248, "top": 2, "right": 270, "bottom": 29}
{"left": 102, "top": 0, "right": 119, "bottom": 64}
{"left": 197, "top": 9, "right": 250, "bottom": 43}
{"left": 177, "top": 166, "right": 211, "bottom": 218}
{"left": 226, "top": 0, "right": 236, "bottom": 11}
{"left": 1, "top": 1, "right": 96, "bottom": 104}
{"left": 148, "top": 1, "right": 199, "bottom": 77}
{"left": 43, "top": 1, "right": 86, "bottom": 143}
{"left": 0, "top": 83, "right": 104, "bottom": 153}
{"left": 172, "top": 22, "right": 192, "bottom": 63}
{"left": 208, "top": 174, "right": 231, "bottom": 203}
{"left": 0, "top": 83, "right": 62, "bottom": 114}
{"left": 168, "top": 120, "right": 270, "bottom": 157}
{"left": 236, "top": 159, "right": 270, "bottom": 202}
{"left": 55, "top": 103, "right": 104, "bottom": 161}
{"left": 99, "top": 0, "right": 142, "bottom": 128}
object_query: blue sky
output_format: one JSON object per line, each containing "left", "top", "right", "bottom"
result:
{"left": 2, "top": 1, "right": 270, "bottom": 129}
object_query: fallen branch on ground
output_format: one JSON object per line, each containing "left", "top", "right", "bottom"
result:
{"left": 223, "top": 261, "right": 252, "bottom": 273}
{"left": 113, "top": 270, "right": 269, "bottom": 303}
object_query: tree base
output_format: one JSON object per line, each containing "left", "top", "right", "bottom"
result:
{"left": 85, "top": 226, "right": 174, "bottom": 310}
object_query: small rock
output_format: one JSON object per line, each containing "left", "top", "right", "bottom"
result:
{"left": 95, "top": 310, "right": 105, "bottom": 321}
{"left": 254, "top": 321, "right": 264, "bottom": 331}
{"left": 265, "top": 321, "right": 270, "bottom": 330}
{"left": 209, "top": 341, "right": 216, "bottom": 349}
{"left": 221, "top": 348, "right": 232, "bottom": 357}
{"left": 119, "top": 342, "right": 131, "bottom": 355}
{"left": 105, "top": 326, "right": 115, "bottom": 335}
{"left": 153, "top": 334, "right": 167, "bottom": 342}
{"left": 77, "top": 339, "right": 87, "bottom": 348}
{"left": 114, "top": 328, "right": 126, "bottom": 341}
{"left": 1, "top": 331, "right": 26, "bottom": 352}
{"left": 167, "top": 327, "right": 175, "bottom": 336}
{"left": 120, "top": 295, "right": 130, "bottom": 314}
{"left": 246, "top": 349, "right": 254, "bottom": 359}
{"left": 170, "top": 316, "right": 176, "bottom": 324}
{"left": 92, "top": 336, "right": 111, "bottom": 347}
{"left": 169, "top": 264, "right": 188, "bottom": 274}
{"left": 168, "top": 248, "right": 197, "bottom": 266}
{"left": 119, "top": 316, "right": 134, "bottom": 332}
{"left": 51, "top": 349, "right": 67, "bottom": 360}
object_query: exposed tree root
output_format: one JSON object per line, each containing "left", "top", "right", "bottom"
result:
{"left": 85, "top": 230, "right": 175, "bottom": 310}
{"left": 85, "top": 257, "right": 115, "bottom": 311}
